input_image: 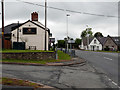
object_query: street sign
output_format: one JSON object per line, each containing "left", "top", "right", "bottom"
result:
{"left": 68, "top": 40, "right": 75, "bottom": 43}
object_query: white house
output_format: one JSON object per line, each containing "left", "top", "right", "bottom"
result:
{"left": 80, "top": 37, "right": 103, "bottom": 51}
{"left": 11, "top": 12, "right": 51, "bottom": 50}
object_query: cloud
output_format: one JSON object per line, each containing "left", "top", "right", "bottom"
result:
{"left": 0, "top": 1, "right": 118, "bottom": 41}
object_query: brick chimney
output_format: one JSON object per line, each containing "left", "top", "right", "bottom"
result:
{"left": 31, "top": 12, "right": 38, "bottom": 21}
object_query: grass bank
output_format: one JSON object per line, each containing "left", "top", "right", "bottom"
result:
{"left": 2, "top": 50, "right": 54, "bottom": 53}
{"left": 2, "top": 50, "right": 71, "bottom": 64}
{"left": 1, "top": 77, "right": 43, "bottom": 88}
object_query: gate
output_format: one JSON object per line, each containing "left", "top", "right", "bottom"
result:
{"left": 13, "top": 42, "right": 25, "bottom": 50}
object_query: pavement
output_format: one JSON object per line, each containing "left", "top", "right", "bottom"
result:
{"left": 2, "top": 57, "right": 85, "bottom": 90}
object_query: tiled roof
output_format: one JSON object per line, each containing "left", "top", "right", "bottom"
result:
{"left": 111, "top": 37, "right": 120, "bottom": 46}
{"left": 0, "top": 23, "right": 22, "bottom": 34}
{"left": 0, "top": 20, "right": 50, "bottom": 34}
{"left": 97, "top": 37, "right": 107, "bottom": 45}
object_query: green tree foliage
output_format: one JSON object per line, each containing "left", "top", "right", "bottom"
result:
{"left": 81, "top": 28, "right": 93, "bottom": 38}
{"left": 73, "top": 38, "right": 81, "bottom": 49}
{"left": 57, "top": 40, "right": 65, "bottom": 48}
{"left": 75, "top": 38, "right": 81, "bottom": 45}
{"left": 94, "top": 32, "right": 103, "bottom": 37}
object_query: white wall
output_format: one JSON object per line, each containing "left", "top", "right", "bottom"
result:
{"left": 11, "top": 21, "right": 49, "bottom": 50}
{"left": 88, "top": 38, "right": 102, "bottom": 51}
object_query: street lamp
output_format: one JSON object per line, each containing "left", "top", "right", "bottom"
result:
{"left": 66, "top": 14, "right": 70, "bottom": 52}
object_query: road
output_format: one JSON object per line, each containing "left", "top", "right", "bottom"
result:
{"left": 2, "top": 62, "right": 116, "bottom": 89}
{"left": 76, "top": 50, "right": 119, "bottom": 87}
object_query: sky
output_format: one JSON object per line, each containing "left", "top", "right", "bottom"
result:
{"left": 0, "top": 0, "right": 119, "bottom": 42}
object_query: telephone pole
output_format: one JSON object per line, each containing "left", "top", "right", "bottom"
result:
{"left": 66, "top": 14, "right": 70, "bottom": 52}
{"left": 1, "top": 0, "right": 4, "bottom": 49}
{"left": 44, "top": 0, "right": 47, "bottom": 51}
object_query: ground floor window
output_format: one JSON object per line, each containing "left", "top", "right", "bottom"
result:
{"left": 97, "top": 46, "right": 99, "bottom": 50}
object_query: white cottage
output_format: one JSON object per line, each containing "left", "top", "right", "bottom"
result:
{"left": 11, "top": 12, "right": 51, "bottom": 50}
{"left": 80, "top": 37, "right": 103, "bottom": 51}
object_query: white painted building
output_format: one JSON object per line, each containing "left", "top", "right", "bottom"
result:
{"left": 80, "top": 37, "right": 103, "bottom": 51}
{"left": 11, "top": 12, "right": 51, "bottom": 50}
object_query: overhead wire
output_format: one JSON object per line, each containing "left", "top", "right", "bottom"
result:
{"left": 16, "top": 0, "right": 119, "bottom": 18}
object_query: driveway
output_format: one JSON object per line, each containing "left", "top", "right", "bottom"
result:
{"left": 75, "top": 50, "right": 119, "bottom": 87}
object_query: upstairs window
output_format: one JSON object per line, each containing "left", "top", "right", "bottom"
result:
{"left": 94, "top": 40, "right": 97, "bottom": 44}
{"left": 115, "top": 39, "right": 119, "bottom": 42}
{"left": 23, "top": 28, "right": 37, "bottom": 35}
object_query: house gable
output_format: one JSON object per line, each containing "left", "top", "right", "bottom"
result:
{"left": 103, "top": 36, "right": 118, "bottom": 50}
{"left": 89, "top": 37, "right": 101, "bottom": 45}
{"left": 11, "top": 21, "right": 49, "bottom": 50}
{"left": 11, "top": 20, "right": 50, "bottom": 33}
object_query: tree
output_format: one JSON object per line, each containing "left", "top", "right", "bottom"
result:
{"left": 81, "top": 28, "right": 93, "bottom": 38}
{"left": 75, "top": 38, "right": 81, "bottom": 45}
{"left": 73, "top": 38, "right": 81, "bottom": 49}
{"left": 57, "top": 40, "right": 65, "bottom": 48}
{"left": 94, "top": 32, "right": 103, "bottom": 37}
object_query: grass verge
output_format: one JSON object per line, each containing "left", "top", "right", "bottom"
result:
{"left": 2, "top": 50, "right": 54, "bottom": 53}
{"left": 1, "top": 77, "right": 43, "bottom": 88}
{"left": 1, "top": 50, "right": 71, "bottom": 64}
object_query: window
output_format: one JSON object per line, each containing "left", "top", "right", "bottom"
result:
{"left": 13, "top": 34, "right": 15, "bottom": 37}
{"left": 94, "top": 40, "right": 97, "bottom": 44}
{"left": 115, "top": 39, "right": 119, "bottom": 41}
{"left": 23, "top": 28, "right": 37, "bottom": 34}
{"left": 97, "top": 46, "right": 99, "bottom": 50}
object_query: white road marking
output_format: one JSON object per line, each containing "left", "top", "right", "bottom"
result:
{"left": 105, "top": 76, "right": 120, "bottom": 88}
{"left": 104, "top": 57, "right": 112, "bottom": 60}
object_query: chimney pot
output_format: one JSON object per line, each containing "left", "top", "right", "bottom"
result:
{"left": 31, "top": 12, "right": 38, "bottom": 21}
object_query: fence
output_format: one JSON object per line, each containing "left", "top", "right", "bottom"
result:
{"left": 0, "top": 38, "right": 12, "bottom": 49}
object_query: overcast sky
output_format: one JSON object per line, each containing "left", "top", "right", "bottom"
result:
{"left": 0, "top": 0, "right": 119, "bottom": 41}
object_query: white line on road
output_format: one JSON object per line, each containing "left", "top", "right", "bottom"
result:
{"left": 106, "top": 76, "right": 120, "bottom": 88}
{"left": 104, "top": 57, "right": 112, "bottom": 60}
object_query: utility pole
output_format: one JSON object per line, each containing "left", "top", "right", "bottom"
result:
{"left": 44, "top": 0, "right": 47, "bottom": 51}
{"left": 1, "top": 0, "right": 4, "bottom": 49}
{"left": 66, "top": 14, "right": 70, "bottom": 52}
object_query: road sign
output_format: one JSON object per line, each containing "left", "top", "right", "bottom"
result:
{"left": 68, "top": 40, "right": 75, "bottom": 43}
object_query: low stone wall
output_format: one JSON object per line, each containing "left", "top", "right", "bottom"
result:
{"left": 2, "top": 52, "right": 56, "bottom": 60}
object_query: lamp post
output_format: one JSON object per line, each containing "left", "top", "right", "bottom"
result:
{"left": 44, "top": 0, "right": 47, "bottom": 51}
{"left": 66, "top": 14, "right": 70, "bottom": 52}
{"left": 1, "top": 0, "right": 4, "bottom": 49}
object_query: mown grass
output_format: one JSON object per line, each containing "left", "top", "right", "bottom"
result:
{"left": 2, "top": 50, "right": 54, "bottom": 53}
{"left": 2, "top": 50, "right": 71, "bottom": 64}
{"left": 1, "top": 77, "right": 43, "bottom": 88}
{"left": 57, "top": 50, "right": 71, "bottom": 60}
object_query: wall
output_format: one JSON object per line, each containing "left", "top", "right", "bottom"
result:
{"left": 88, "top": 38, "right": 102, "bottom": 51}
{"left": 11, "top": 21, "right": 49, "bottom": 50}
{"left": 2, "top": 52, "right": 56, "bottom": 60}
{"left": 103, "top": 37, "right": 118, "bottom": 51}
